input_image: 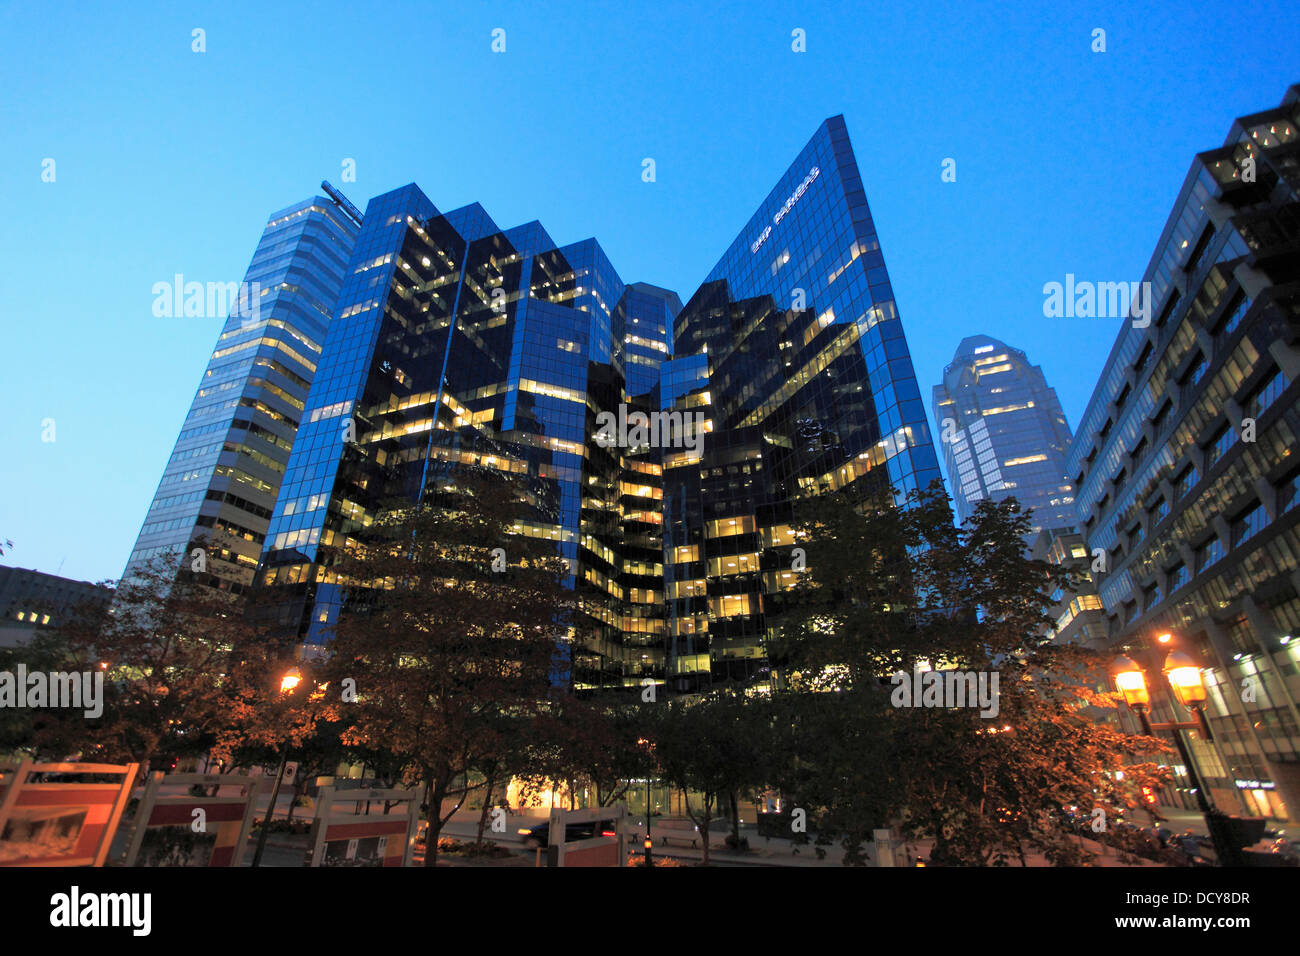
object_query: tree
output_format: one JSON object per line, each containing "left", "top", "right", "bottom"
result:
{"left": 208, "top": 641, "right": 342, "bottom": 819}
{"left": 651, "top": 690, "right": 770, "bottom": 865}
{"left": 323, "top": 473, "right": 573, "bottom": 866}
{"left": 0, "top": 628, "right": 87, "bottom": 762}
{"left": 521, "top": 697, "right": 656, "bottom": 811}
{"left": 52, "top": 546, "right": 307, "bottom": 771}
{"left": 770, "top": 478, "right": 1172, "bottom": 865}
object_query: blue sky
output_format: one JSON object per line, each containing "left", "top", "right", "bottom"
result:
{"left": 1, "top": 0, "right": 1296, "bottom": 583}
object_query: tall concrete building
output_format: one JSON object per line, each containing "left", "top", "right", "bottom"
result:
{"left": 932, "top": 335, "right": 1076, "bottom": 540}
{"left": 1066, "top": 85, "right": 1300, "bottom": 820}
{"left": 122, "top": 188, "right": 360, "bottom": 594}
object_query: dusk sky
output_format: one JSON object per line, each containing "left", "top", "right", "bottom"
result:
{"left": 2, "top": 0, "right": 1296, "bottom": 583}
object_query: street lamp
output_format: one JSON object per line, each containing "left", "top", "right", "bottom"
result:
{"left": 1165, "top": 651, "right": 1208, "bottom": 710}
{"left": 1112, "top": 655, "right": 1150, "bottom": 709}
{"left": 251, "top": 666, "right": 303, "bottom": 867}
{"left": 636, "top": 737, "right": 657, "bottom": 867}
{"left": 1111, "top": 637, "right": 1243, "bottom": 865}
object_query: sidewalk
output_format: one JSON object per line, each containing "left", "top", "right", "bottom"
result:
{"left": 435, "top": 810, "right": 1163, "bottom": 866}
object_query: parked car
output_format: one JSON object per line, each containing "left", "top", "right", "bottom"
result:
{"left": 517, "top": 819, "right": 618, "bottom": 849}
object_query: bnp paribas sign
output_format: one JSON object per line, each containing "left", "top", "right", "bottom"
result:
{"left": 750, "top": 166, "right": 820, "bottom": 254}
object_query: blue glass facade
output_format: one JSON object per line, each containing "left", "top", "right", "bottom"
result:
{"left": 258, "top": 185, "right": 662, "bottom": 691}
{"left": 257, "top": 116, "right": 940, "bottom": 696}
{"left": 617, "top": 282, "right": 680, "bottom": 397}
{"left": 659, "top": 116, "right": 941, "bottom": 691}
{"left": 123, "top": 195, "right": 359, "bottom": 592}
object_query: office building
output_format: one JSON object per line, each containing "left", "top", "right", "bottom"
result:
{"left": 1031, "top": 528, "right": 1107, "bottom": 649}
{"left": 257, "top": 116, "right": 941, "bottom": 697}
{"left": 933, "top": 335, "right": 1076, "bottom": 541}
{"left": 0, "top": 566, "right": 112, "bottom": 648}
{"left": 256, "top": 186, "right": 660, "bottom": 694}
{"left": 1066, "top": 85, "right": 1300, "bottom": 820}
{"left": 122, "top": 188, "right": 361, "bottom": 593}
{"left": 658, "top": 115, "right": 942, "bottom": 691}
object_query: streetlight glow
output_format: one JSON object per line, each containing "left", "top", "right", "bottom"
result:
{"left": 1112, "top": 655, "right": 1149, "bottom": 708}
{"left": 1164, "top": 651, "right": 1207, "bottom": 708}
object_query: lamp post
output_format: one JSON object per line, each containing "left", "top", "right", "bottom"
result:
{"left": 251, "top": 667, "right": 302, "bottom": 868}
{"left": 637, "top": 737, "right": 656, "bottom": 867}
{"left": 1112, "top": 635, "right": 1242, "bottom": 865}
{"left": 644, "top": 778, "right": 654, "bottom": 866}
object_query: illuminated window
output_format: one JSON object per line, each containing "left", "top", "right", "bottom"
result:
{"left": 671, "top": 544, "right": 700, "bottom": 564}
{"left": 706, "top": 516, "right": 756, "bottom": 538}
{"left": 709, "top": 593, "right": 757, "bottom": 618}
{"left": 762, "top": 524, "right": 798, "bottom": 548}
{"left": 708, "top": 553, "right": 760, "bottom": 576}
{"left": 1003, "top": 454, "right": 1047, "bottom": 467}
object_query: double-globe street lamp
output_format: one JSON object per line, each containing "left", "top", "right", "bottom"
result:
{"left": 1112, "top": 634, "right": 1259, "bottom": 865}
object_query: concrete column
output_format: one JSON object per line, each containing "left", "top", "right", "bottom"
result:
{"left": 1267, "top": 340, "right": 1300, "bottom": 383}
{"left": 1233, "top": 263, "right": 1269, "bottom": 300}
{"left": 1254, "top": 477, "right": 1279, "bottom": 522}
{"left": 1212, "top": 515, "right": 1232, "bottom": 549}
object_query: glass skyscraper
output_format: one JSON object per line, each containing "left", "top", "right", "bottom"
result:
{"left": 658, "top": 115, "right": 941, "bottom": 691}
{"left": 617, "top": 282, "right": 680, "bottom": 397}
{"left": 122, "top": 191, "right": 360, "bottom": 593}
{"left": 256, "top": 116, "right": 941, "bottom": 696}
{"left": 1066, "top": 85, "right": 1300, "bottom": 820}
{"left": 932, "top": 334, "right": 1076, "bottom": 540}
{"left": 257, "top": 186, "right": 660, "bottom": 694}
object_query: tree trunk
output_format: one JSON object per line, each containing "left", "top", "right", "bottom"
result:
{"left": 286, "top": 779, "right": 304, "bottom": 823}
{"left": 475, "top": 773, "right": 497, "bottom": 847}
{"left": 423, "top": 778, "right": 446, "bottom": 867}
{"left": 683, "top": 791, "right": 714, "bottom": 866}
{"left": 700, "top": 800, "right": 712, "bottom": 866}
{"left": 729, "top": 792, "right": 741, "bottom": 846}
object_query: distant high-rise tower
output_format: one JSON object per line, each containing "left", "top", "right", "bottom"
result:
{"left": 122, "top": 192, "right": 360, "bottom": 592}
{"left": 932, "top": 335, "right": 1075, "bottom": 537}
{"left": 618, "top": 282, "right": 680, "bottom": 397}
